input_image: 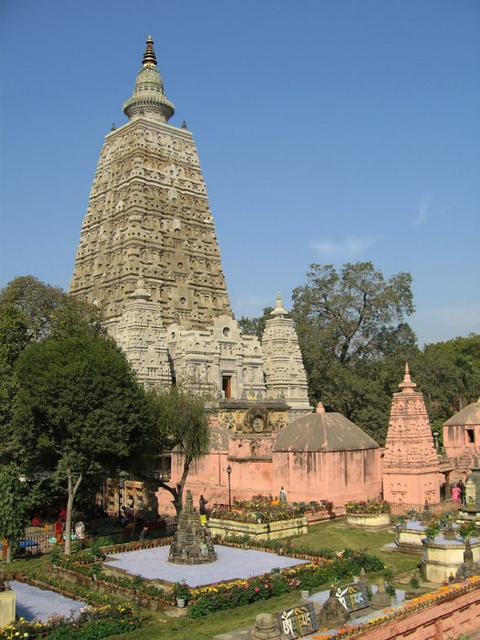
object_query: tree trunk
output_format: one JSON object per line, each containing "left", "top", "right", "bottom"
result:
{"left": 175, "top": 457, "right": 192, "bottom": 516}
{"left": 5, "top": 540, "right": 11, "bottom": 563}
{"left": 64, "top": 468, "right": 82, "bottom": 556}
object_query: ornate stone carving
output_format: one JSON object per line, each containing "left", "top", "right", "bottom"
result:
{"left": 112, "top": 276, "right": 171, "bottom": 388}
{"left": 70, "top": 39, "right": 311, "bottom": 414}
{"left": 261, "top": 295, "right": 311, "bottom": 416}
{"left": 383, "top": 364, "right": 441, "bottom": 505}
{"left": 168, "top": 490, "right": 216, "bottom": 564}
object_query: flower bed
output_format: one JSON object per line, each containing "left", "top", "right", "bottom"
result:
{"left": 211, "top": 496, "right": 306, "bottom": 524}
{"left": 217, "top": 534, "right": 336, "bottom": 562}
{"left": 186, "top": 549, "right": 384, "bottom": 618}
{"left": 51, "top": 553, "right": 170, "bottom": 610}
{"left": 0, "top": 601, "right": 141, "bottom": 640}
{"left": 48, "top": 538, "right": 383, "bottom": 618}
{"left": 345, "top": 500, "right": 389, "bottom": 514}
{"left": 100, "top": 536, "right": 171, "bottom": 555}
{"left": 345, "top": 501, "right": 390, "bottom": 528}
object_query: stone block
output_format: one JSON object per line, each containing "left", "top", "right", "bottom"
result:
{"left": 421, "top": 536, "right": 480, "bottom": 583}
{"left": 0, "top": 590, "right": 15, "bottom": 628}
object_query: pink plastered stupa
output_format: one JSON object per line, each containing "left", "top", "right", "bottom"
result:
{"left": 383, "top": 363, "right": 441, "bottom": 506}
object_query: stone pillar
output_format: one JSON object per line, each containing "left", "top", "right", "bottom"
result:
{"left": 0, "top": 589, "right": 15, "bottom": 628}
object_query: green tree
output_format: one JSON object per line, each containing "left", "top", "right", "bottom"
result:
{"left": 140, "top": 387, "right": 210, "bottom": 516}
{"left": 292, "top": 262, "right": 415, "bottom": 365}
{"left": 290, "top": 262, "right": 416, "bottom": 442}
{"left": 12, "top": 335, "right": 151, "bottom": 554}
{"left": 238, "top": 306, "right": 273, "bottom": 340}
{"left": 0, "top": 276, "right": 103, "bottom": 464}
{"left": 0, "top": 464, "right": 28, "bottom": 562}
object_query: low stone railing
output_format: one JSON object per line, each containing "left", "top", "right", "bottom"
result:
{"left": 208, "top": 516, "right": 308, "bottom": 541}
{"left": 346, "top": 513, "right": 391, "bottom": 528}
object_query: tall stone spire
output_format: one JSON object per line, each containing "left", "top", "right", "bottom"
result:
{"left": 382, "top": 363, "right": 440, "bottom": 506}
{"left": 123, "top": 36, "right": 175, "bottom": 122}
{"left": 261, "top": 293, "right": 311, "bottom": 416}
{"left": 70, "top": 36, "right": 231, "bottom": 331}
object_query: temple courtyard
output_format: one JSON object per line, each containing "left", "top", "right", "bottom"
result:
{"left": 106, "top": 544, "right": 308, "bottom": 586}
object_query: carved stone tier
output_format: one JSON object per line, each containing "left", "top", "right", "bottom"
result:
{"left": 168, "top": 490, "right": 216, "bottom": 564}
{"left": 383, "top": 364, "right": 441, "bottom": 506}
{"left": 261, "top": 295, "right": 311, "bottom": 416}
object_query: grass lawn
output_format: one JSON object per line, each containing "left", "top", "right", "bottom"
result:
{"left": 108, "top": 591, "right": 305, "bottom": 640}
{"left": 1, "top": 552, "right": 51, "bottom": 576}
{"left": 288, "top": 518, "right": 420, "bottom": 575}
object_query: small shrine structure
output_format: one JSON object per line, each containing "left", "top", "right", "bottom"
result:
{"left": 168, "top": 490, "right": 216, "bottom": 564}
{"left": 443, "top": 398, "right": 480, "bottom": 460}
{"left": 383, "top": 364, "right": 441, "bottom": 507}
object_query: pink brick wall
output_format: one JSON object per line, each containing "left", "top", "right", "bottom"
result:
{"left": 352, "top": 587, "right": 480, "bottom": 640}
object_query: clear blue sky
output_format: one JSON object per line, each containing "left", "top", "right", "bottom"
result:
{"left": 1, "top": 0, "right": 479, "bottom": 345}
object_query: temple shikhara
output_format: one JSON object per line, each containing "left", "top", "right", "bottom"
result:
{"left": 71, "top": 37, "right": 477, "bottom": 513}
{"left": 70, "top": 36, "right": 309, "bottom": 412}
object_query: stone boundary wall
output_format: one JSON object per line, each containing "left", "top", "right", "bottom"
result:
{"left": 352, "top": 586, "right": 480, "bottom": 640}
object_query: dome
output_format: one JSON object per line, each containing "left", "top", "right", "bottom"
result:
{"left": 444, "top": 399, "right": 480, "bottom": 426}
{"left": 273, "top": 404, "right": 379, "bottom": 453}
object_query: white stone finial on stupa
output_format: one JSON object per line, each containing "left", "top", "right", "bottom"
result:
{"left": 271, "top": 292, "right": 288, "bottom": 317}
{"left": 399, "top": 361, "right": 416, "bottom": 392}
{"left": 316, "top": 401, "right": 325, "bottom": 414}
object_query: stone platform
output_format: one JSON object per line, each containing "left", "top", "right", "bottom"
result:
{"left": 208, "top": 516, "right": 308, "bottom": 541}
{"left": 0, "top": 590, "right": 15, "bottom": 628}
{"left": 105, "top": 544, "right": 307, "bottom": 587}
{"left": 9, "top": 580, "right": 85, "bottom": 622}
{"left": 421, "top": 535, "right": 480, "bottom": 583}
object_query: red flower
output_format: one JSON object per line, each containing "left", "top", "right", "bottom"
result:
{"left": 255, "top": 587, "right": 260, "bottom": 593}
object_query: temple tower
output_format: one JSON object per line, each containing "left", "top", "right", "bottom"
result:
{"left": 383, "top": 363, "right": 441, "bottom": 506}
{"left": 70, "top": 37, "right": 231, "bottom": 330}
{"left": 261, "top": 294, "right": 311, "bottom": 415}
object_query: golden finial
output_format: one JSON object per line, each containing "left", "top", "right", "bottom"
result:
{"left": 142, "top": 35, "right": 157, "bottom": 67}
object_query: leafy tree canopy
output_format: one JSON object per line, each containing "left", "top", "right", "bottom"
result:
{"left": 0, "top": 276, "right": 104, "bottom": 463}
{"left": 292, "top": 262, "right": 415, "bottom": 365}
{"left": 238, "top": 306, "right": 273, "bottom": 341}
{"left": 0, "top": 463, "right": 29, "bottom": 562}
{"left": 139, "top": 386, "right": 210, "bottom": 515}
{"left": 12, "top": 335, "right": 151, "bottom": 552}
